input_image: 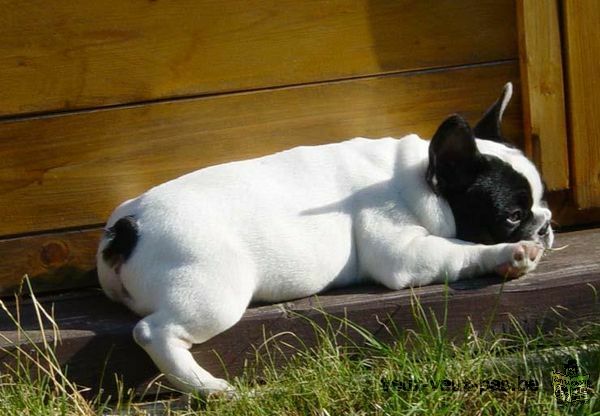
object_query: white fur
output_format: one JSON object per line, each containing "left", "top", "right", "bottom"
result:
{"left": 97, "top": 134, "right": 551, "bottom": 395}
{"left": 497, "top": 82, "right": 512, "bottom": 121}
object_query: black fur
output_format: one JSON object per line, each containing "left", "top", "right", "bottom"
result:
{"left": 102, "top": 216, "right": 139, "bottom": 267}
{"left": 473, "top": 84, "right": 510, "bottom": 142}
{"left": 444, "top": 155, "right": 534, "bottom": 244}
{"left": 427, "top": 114, "right": 538, "bottom": 245}
{"left": 426, "top": 114, "right": 479, "bottom": 195}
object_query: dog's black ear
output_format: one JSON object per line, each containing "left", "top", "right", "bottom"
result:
{"left": 427, "top": 114, "right": 481, "bottom": 194}
{"left": 473, "top": 82, "right": 512, "bottom": 142}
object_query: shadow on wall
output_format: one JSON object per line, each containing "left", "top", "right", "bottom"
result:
{"left": 364, "top": 0, "right": 524, "bottom": 148}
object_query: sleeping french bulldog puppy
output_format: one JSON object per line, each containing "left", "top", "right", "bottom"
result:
{"left": 97, "top": 83, "right": 553, "bottom": 396}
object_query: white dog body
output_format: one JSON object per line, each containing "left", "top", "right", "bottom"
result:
{"left": 101, "top": 135, "right": 446, "bottom": 308}
{"left": 97, "top": 84, "right": 553, "bottom": 394}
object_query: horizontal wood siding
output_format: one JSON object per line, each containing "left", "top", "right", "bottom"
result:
{"left": 0, "top": 0, "right": 516, "bottom": 116}
{"left": 0, "top": 62, "right": 523, "bottom": 294}
{"left": 0, "top": 1, "right": 523, "bottom": 293}
{"left": 0, "top": 229, "right": 101, "bottom": 294}
{"left": 0, "top": 63, "right": 521, "bottom": 238}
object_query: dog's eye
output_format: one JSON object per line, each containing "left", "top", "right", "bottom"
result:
{"left": 506, "top": 210, "right": 522, "bottom": 226}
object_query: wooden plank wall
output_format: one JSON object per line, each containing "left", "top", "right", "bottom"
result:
{"left": 0, "top": 0, "right": 516, "bottom": 116}
{"left": 563, "top": 0, "right": 600, "bottom": 209}
{"left": 516, "top": 0, "right": 569, "bottom": 191}
{"left": 0, "top": 0, "right": 521, "bottom": 294}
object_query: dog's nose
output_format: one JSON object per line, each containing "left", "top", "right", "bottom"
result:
{"left": 538, "top": 220, "right": 550, "bottom": 236}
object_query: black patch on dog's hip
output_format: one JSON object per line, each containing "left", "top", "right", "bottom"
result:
{"left": 102, "top": 216, "right": 139, "bottom": 267}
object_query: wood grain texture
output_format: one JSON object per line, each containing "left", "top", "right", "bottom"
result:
{"left": 0, "top": 229, "right": 101, "bottom": 295}
{"left": 1, "top": 228, "right": 598, "bottom": 397}
{"left": 0, "top": 0, "right": 518, "bottom": 116}
{"left": 516, "top": 0, "right": 569, "bottom": 190}
{"left": 0, "top": 62, "right": 522, "bottom": 237}
{"left": 563, "top": 1, "right": 600, "bottom": 208}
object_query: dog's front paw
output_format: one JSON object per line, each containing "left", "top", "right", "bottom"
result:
{"left": 494, "top": 241, "right": 544, "bottom": 278}
{"left": 201, "top": 378, "right": 236, "bottom": 399}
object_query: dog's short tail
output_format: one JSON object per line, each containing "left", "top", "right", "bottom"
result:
{"left": 102, "top": 215, "right": 139, "bottom": 268}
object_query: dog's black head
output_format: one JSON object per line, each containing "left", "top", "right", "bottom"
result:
{"left": 426, "top": 83, "right": 553, "bottom": 247}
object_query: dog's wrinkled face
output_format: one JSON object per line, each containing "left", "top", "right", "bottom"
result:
{"left": 426, "top": 83, "right": 553, "bottom": 248}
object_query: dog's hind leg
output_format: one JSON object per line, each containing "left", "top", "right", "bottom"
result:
{"left": 132, "top": 267, "right": 252, "bottom": 397}
{"left": 124, "top": 240, "right": 256, "bottom": 396}
{"left": 133, "top": 310, "right": 238, "bottom": 396}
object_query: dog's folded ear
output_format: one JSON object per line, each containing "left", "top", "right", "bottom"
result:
{"left": 426, "top": 114, "right": 482, "bottom": 195}
{"left": 473, "top": 82, "right": 513, "bottom": 142}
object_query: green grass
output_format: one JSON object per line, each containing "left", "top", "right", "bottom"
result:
{"left": 195, "top": 308, "right": 599, "bottom": 416}
{"left": 0, "top": 282, "right": 598, "bottom": 415}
